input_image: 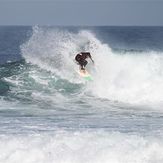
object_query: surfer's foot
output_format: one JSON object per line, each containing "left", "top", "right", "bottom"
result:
{"left": 80, "top": 68, "right": 86, "bottom": 73}
{"left": 81, "top": 67, "right": 85, "bottom": 70}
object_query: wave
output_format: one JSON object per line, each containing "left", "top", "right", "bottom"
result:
{"left": 14, "top": 26, "right": 163, "bottom": 105}
{"left": 0, "top": 59, "right": 84, "bottom": 108}
{"left": 0, "top": 61, "right": 26, "bottom": 95}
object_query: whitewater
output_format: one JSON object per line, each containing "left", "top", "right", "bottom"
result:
{"left": 1, "top": 26, "right": 163, "bottom": 163}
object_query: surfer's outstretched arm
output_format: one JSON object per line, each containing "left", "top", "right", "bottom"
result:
{"left": 87, "top": 53, "right": 94, "bottom": 64}
{"left": 91, "top": 58, "right": 94, "bottom": 64}
{"left": 89, "top": 56, "right": 94, "bottom": 64}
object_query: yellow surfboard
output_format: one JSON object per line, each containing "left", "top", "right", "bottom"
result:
{"left": 77, "top": 69, "right": 93, "bottom": 81}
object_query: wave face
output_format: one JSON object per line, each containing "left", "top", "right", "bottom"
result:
{"left": 1, "top": 26, "right": 163, "bottom": 163}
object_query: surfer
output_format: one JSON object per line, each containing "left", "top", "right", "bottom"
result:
{"left": 75, "top": 52, "right": 94, "bottom": 71}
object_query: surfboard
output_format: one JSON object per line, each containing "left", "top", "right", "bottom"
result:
{"left": 77, "top": 69, "right": 93, "bottom": 81}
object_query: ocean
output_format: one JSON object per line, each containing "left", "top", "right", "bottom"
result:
{"left": 1, "top": 26, "right": 163, "bottom": 163}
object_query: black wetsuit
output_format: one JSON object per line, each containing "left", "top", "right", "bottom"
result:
{"left": 75, "top": 52, "right": 91, "bottom": 69}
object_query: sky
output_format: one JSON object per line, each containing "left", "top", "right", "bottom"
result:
{"left": 0, "top": 0, "right": 163, "bottom": 25}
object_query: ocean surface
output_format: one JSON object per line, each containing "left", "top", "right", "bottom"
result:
{"left": 1, "top": 26, "right": 163, "bottom": 163}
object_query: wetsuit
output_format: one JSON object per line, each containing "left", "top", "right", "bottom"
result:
{"left": 75, "top": 52, "right": 92, "bottom": 70}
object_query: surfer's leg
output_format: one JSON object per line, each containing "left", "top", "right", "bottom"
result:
{"left": 80, "top": 60, "right": 87, "bottom": 69}
{"left": 79, "top": 60, "right": 88, "bottom": 70}
{"left": 83, "top": 60, "right": 88, "bottom": 67}
{"left": 80, "top": 64, "right": 85, "bottom": 70}
{"left": 79, "top": 61, "right": 85, "bottom": 70}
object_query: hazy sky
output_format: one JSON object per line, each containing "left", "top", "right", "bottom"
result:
{"left": 0, "top": 0, "right": 163, "bottom": 25}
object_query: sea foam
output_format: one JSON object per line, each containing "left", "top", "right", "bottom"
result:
{"left": 0, "top": 131, "right": 163, "bottom": 163}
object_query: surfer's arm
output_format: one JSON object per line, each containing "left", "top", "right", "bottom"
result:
{"left": 88, "top": 53, "right": 94, "bottom": 64}
{"left": 89, "top": 56, "right": 94, "bottom": 64}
